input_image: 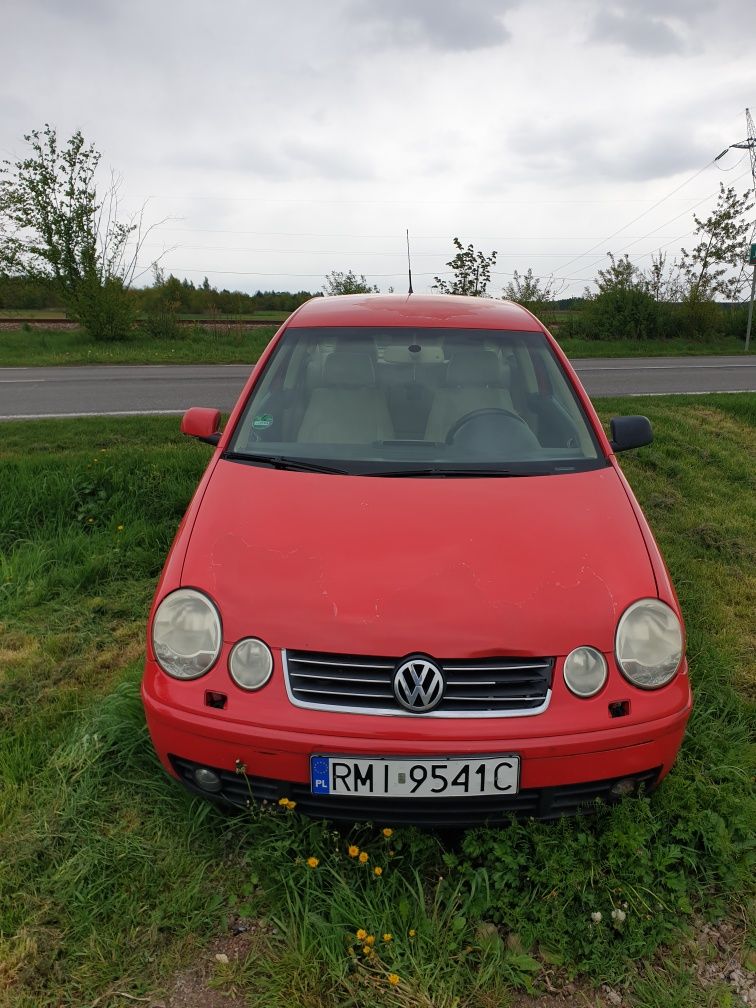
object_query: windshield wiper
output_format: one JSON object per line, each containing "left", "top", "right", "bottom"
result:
{"left": 364, "top": 466, "right": 542, "bottom": 478}
{"left": 223, "top": 451, "right": 350, "bottom": 475}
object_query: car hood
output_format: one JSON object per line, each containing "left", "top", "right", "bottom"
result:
{"left": 181, "top": 460, "right": 656, "bottom": 657}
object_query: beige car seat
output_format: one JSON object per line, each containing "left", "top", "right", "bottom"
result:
{"left": 297, "top": 351, "right": 394, "bottom": 444}
{"left": 424, "top": 349, "right": 515, "bottom": 443}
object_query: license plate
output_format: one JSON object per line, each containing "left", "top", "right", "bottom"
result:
{"left": 310, "top": 755, "right": 520, "bottom": 798}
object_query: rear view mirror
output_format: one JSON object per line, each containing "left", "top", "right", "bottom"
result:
{"left": 181, "top": 407, "right": 222, "bottom": 445}
{"left": 610, "top": 415, "right": 653, "bottom": 452}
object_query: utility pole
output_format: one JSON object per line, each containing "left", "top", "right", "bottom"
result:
{"left": 730, "top": 110, "right": 756, "bottom": 350}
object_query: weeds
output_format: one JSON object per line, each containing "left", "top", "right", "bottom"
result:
{"left": 0, "top": 399, "right": 753, "bottom": 1007}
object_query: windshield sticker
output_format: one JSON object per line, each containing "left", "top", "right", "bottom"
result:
{"left": 252, "top": 413, "right": 274, "bottom": 430}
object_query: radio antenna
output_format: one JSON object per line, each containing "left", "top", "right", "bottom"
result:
{"left": 406, "top": 228, "right": 414, "bottom": 295}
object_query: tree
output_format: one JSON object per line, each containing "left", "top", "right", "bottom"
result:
{"left": 573, "top": 253, "right": 670, "bottom": 342}
{"left": 432, "top": 238, "right": 497, "bottom": 296}
{"left": 503, "top": 268, "right": 565, "bottom": 318}
{"left": 678, "top": 183, "right": 754, "bottom": 303}
{"left": 322, "top": 270, "right": 379, "bottom": 295}
{"left": 591, "top": 252, "right": 645, "bottom": 295}
{"left": 0, "top": 125, "right": 157, "bottom": 340}
{"left": 644, "top": 251, "right": 682, "bottom": 304}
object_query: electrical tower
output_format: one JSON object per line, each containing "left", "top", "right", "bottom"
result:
{"left": 730, "top": 108, "right": 756, "bottom": 195}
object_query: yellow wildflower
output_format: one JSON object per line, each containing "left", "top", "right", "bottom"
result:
{"left": 278, "top": 797, "right": 289, "bottom": 806}
{"left": 382, "top": 828, "right": 393, "bottom": 837}
{"left": 348, "top": 845, "right": 360, "bottom": 857}
{"left": 359, "top": 851, "right": 369, "bottom": 863}
{"left": 388, "top": 973, "right": 400, "bottom": 986}
{"left": 409, "top": 929, "right": 416, "bottom": 938}
{"left": 383, "top": 933, "right": 392, "bottom": 942}
{"left": 373, "top": 866, "right": 383, "bottom": 876}
{"left": 365, "top": 935, "right": 375, "bottom": 946}
{"left": 356, "top": 928, "right": 368, "bottom": 941}
{"left": 306, "top": 857, "right": 319, "bottom": 869}
{"left": 285, "top": 799, "right": 297, "bottom": 810}
{"left": 362, "top": 945, "right": 373, "bottom": 956}
{"left": 117, "top": 524, "right": 124, "bottom": 532}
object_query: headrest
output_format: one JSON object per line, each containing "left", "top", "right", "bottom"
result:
{"left": 323, "top": 351, "right": 376, "bottom": 387}
{"left": 447, "top": 349, "right": 503, "bottom": 387}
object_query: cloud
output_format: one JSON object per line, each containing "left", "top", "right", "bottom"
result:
{"left": 348, "top": 0, "right": 517, "bottom": 51}
{"left": 591, "top": 7, "right": 686, "bottom": 55}
{"left": 503, "top": 115, "right": 715, "bottom": 185}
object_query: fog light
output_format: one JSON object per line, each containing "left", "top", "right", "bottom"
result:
{"left": 610, "top": 777, "right": 637, "bottom": 798}
{"left": 194, "top": 767, "right": 222, "bottom": 793}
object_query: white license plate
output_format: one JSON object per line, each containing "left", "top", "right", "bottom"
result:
{"left": 310, "top": 755, "right": 520, "bottom": 798}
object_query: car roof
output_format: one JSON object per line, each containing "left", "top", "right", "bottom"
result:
{"left": 288, "top": 293, "right": 543, "bottom": 331}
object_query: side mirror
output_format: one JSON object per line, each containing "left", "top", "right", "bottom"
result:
{"left": 181, "top": 407, "right": 222, "bottom": 445}
{"left": 610, "top": 415, "right": 653, "bottom": 453}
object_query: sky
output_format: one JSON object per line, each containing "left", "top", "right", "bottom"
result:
{"left": 2, "top": 0, "right": 754, "bottom": 297}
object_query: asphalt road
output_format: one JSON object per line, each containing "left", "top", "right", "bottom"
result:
{"left": 0, "top": 356, "right": 754, "bottom": 421}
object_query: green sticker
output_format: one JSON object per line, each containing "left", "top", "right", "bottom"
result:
{"left": 252, "top": 413, "right": 274, "bottom": 430}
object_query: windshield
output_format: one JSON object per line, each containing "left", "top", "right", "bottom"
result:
{"left": 227, "top": 326, "right": 604, "bottom": 475}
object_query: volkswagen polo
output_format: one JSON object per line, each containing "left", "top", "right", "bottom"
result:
{"left": 141, "top": 294, "right": 691, "bottom": 826}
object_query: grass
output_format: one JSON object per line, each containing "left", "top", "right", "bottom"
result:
{"left": 556, "top": 334, "right": 749, "bottom": 358}
{"left": 0, "top": 326, "right": 749, "bottom": 367}
{"left": 0, "top": 397, "right": 754, "bottom": 1007}
{"left": 0, "top": 325, "right": 277, "bottom": 366}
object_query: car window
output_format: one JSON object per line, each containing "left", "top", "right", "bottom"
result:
{"left": 228, "top": 326, "right": 604, "bottom": 476}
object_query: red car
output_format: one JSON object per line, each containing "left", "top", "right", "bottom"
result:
{"left": 142, "top": 294, "right": 691, "bottom": 826}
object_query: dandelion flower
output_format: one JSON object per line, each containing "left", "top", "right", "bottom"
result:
{"left": 356, "top": 928, "right": 368, "bottom": 941}
{"left": 306, "top": 856, "right": 319, "bottom": 869}
{"left": 590, "top": 911, "right": 602, "bottom": 923}
{"left": 348, "top": 845, "right": 360, "bottom": 857}
{"left": 373, "top": 866, "right": 383, "bottom": 876}
{"left": 362, "top": 945, "right": 373, "bottom": 956}
{"left": 409, "top": 929, "right": 416, "bottom": 938}
{"left": 285, "top": 799, "right": 297, "bottom": 810}
{"left": 388, "top": 974, "right": 400, "bottom": 986}
{"left": 383, "top": 933, "right": 392, "bottom": 943}
{"left": 382, "top": 828, "right": 393, "bottom": 838}
{"left": 117, "top": 525, "right": 124, "bottom": 532}
{"left": 278, "top": 797, "right": 289, "bottom": 806}
{"left": 365, "top": 935, "right": 375, "bottom": 946}
{"left": 359, "top": 851, "right": 369, "bottom": 863}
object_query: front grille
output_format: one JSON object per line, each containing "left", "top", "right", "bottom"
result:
{"left": 169, "top": 755, "right": 661, "bottom": 827}
{"left": 284, "top": 649, "right": 553, "bottom": 717}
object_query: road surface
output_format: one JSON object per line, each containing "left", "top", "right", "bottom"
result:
{"left": 0, "top": 356, "right": 754, "bottom": 421}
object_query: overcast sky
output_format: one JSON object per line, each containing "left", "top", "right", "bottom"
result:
{"left": 2, "top": 0, "right": 754, "bottom": 296}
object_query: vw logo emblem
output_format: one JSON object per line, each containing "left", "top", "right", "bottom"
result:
{"left": 392, "top": 656, "right": 445, "bottom": 713}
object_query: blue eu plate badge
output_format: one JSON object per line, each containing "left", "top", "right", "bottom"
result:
{"left": 311, "top": 756, "right": 330, "bottom": 794}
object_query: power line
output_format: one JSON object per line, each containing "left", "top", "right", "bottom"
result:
{"left": 145, "top": 243, "right": 690, "bottom": 258}
{"left": 156, "top": 226, "right": 687, "bottom": 240}
{"left": 556, "top": 158, "right": 717, "bottom": 275}
{"left": 128, "top": 193, "right": 710, "bottom": 206}
{"left": 560, "top": 168, "right": 751, "bottom": 284}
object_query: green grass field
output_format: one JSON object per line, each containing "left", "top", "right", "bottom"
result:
{"left": 0, "top": 325, "right": 749, "bottom": 367}
{"left": 0, "top": 396, "right": 754, "bottom": 1007}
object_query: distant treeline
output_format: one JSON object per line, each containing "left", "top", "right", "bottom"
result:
{"left": 0, "top": 273, "right": 317, "bottom": 315}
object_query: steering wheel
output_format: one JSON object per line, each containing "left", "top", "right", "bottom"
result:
{"left": 445, "top": 407, "right": 530, "bottom": 445}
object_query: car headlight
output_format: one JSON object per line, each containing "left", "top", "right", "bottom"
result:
{"left": 563, "top": 646, "right": 608, "bottom": 698}
{"left": 615, "top": 599, "right": 683, "bottom": 689}
{"left": 151, "top": 588, "right": 222, "bottom": 680}
{"left": 229, "top": 637, "right": 273, "bottom": 690}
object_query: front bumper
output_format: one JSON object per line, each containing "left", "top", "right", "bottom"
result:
{"left": 142, "top": 656, "right": 692, "bottom": 824}
{"left": 169, "top": 754, "right": 662, "bottom": 826}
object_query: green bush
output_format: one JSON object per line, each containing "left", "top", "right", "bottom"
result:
{"left": 72, "top": 277, "right": 136, "bottom": 342}
{"left": 140, "top": 301, "right": 182, "bottom": 340}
